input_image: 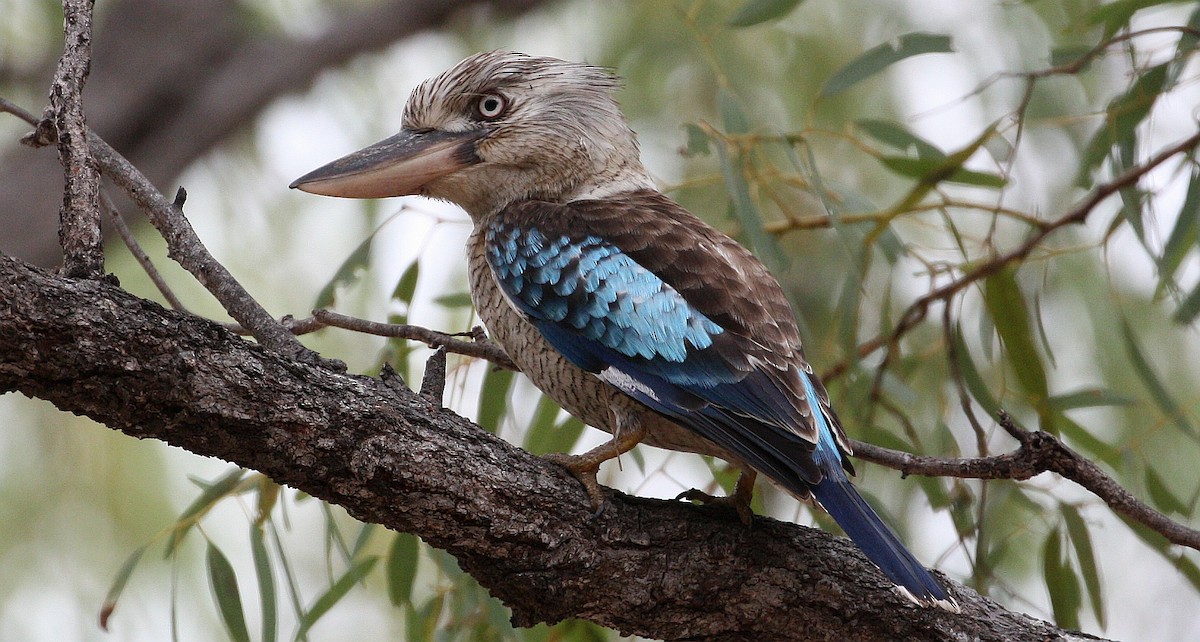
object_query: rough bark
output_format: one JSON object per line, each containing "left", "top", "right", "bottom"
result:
{"left": 0, "top": 253, "right": 1109, "bottom": 642}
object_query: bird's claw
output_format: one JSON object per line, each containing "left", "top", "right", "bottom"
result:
{"left": 676, "top": 470, "right": 757, "bottom": 527}
{"left": 543, "top": 452, "right": 608, "bottom": 515}
{"left": 677, "top": 488, "right": 754, "bottom": 527}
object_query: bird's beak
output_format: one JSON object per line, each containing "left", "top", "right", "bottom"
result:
{"left": 289, "top": 128, "right": 483, "bottom": 198}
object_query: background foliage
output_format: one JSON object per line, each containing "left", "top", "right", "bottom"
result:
{"left": 2, "top": 0, "right": 1200, "bottom": 639}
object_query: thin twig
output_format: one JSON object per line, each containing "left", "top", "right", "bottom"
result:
{"left": 84, "top": 131, "right": 318, "bottom": 363}
{"left": 0, "top": 96, "right": 38, "bottom": 126}
{"left": 99, "top": 191, "right": 185, "bottom": 310}
{"left": 311, "top": 309, "right": 517, "bottom": 371}
{"left": 851, "top": 411, "right": 1200, "bottom": 551}
{"left": 50, "top": 0, "right": 103, "bottom": 278}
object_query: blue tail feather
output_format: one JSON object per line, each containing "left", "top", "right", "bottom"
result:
{"left": 811, "top": 467, "right": 955, "bottom": 609}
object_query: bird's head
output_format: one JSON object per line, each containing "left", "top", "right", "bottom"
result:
{"left": 290, "top": 51, "right": 654, "bottom": 218}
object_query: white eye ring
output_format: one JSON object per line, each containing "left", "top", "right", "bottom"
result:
{"left": 477, "top": 94, "right": 506, "bottom": 119}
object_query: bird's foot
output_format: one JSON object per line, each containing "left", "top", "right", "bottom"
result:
{"left": 677, "top": 470, "right": 757, "bottom": 527}
{"left": 544, "top": 421, "right": 648, "bottom": 516}
{"left": 543, "top": 452, "right": 608, "bottom": 516}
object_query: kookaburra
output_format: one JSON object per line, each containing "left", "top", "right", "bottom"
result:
{"left": 291, "top": 50, "right": 957, "bottom": 611}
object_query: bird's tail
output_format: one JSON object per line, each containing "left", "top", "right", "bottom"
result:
{"left": 810, "top": 468, "right": 959, "bottom": 612}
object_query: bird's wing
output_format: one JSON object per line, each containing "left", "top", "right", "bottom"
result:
{"left": 485, "top": 189, "right": 853, "bottom": 486}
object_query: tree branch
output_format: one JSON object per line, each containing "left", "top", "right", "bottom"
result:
{"left": 50, "top": 0, "right": 104, "bottom": 278}
{"left": 312, "top": 308, "right": 518, "bottom": 371}
{"left": 0, "top": 253, "right": 1108, "bottom": 642}
{"left": 851, "top": 412, "right": 1200, "bottom": 551}
{"left": 83, "top": 132, "right": 316, "bottom": 361}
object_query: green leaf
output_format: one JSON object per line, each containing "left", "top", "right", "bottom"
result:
{"left": 682, "top": 123, "right": 712, "bottom": 156}
{"left": 855, "top": 119, "right": 944, "bottom": 160}
{"left": 1167, "top": 6, "right": 1200, "bottom": 87}
{"left": 387, "top": 533, "right": 420, "bottom": 606}
{"left": 321, "top": 502, "right": 353, "bottom": 566}
{"left": 392, "top": 261, "right": 421, "bottom": 313}
{"left": 1047, "top": 388, "right": 1135, "bottom": 411}
{"left": 313, "top": 231, "right": 374, "bottom": 309}
{"left": 476, "top": 368, "right": 515, "bottom": 433}
{"left": 1116, "top": 140, "right": 1147, "bottom": 241}
{"left": 166, "top": 468, "right": 248, "bottom": 555}
{"left": 206, "top": 541, "right": 251, "bottom": 642}
{"left": 1056, "top": 413, "right": 1122, "bottom": 466}
{"left": 952, "top": 324, "right": 1000, "bottom": 417}
{"left": 351, "top": 523, "right": 377, "bottom": 558}
{"left": 836, "top": 271, "right": 862, "bottom": 365}
{"left": 265, "top": 521, "right": 307, "bottom": 632}
{"left": 717, "top": 154, "right": 774, "bottom": 259}
{"left": 1087, "top": 0, "right": 1183, "bottom": 38}
{"left": 1032, "top": 292, "right": 1057, "bottom": 369}
{"left": 250, "top": 525, "right": 278, "bottom": 642}
{"left": 713, "top": 97, "right": 785, "bottom": 270}
{"left": 1172, "top": 282, "right": 1200, "bottom": 325}
{"left": 1144, "top": 466, "right": 1190, "bottom": 515}
{"left": 1158, "top": 165, "right": 1200, "bottom": 293}
{"left": 1120, "top": 318, "right": 1197, "bottom": 438}
{"left": 433, "top": 292, "right": 473, "bottom": 309}
{"left": 879, "top": 156, "right": 1006, "bottom": 188}
{"left": 1127, "top": 519, "right": 1200, "bottom": 594}
{"left": 718, "top": 88, "right": 751, "bottom": 135}
{"left": 296, "top": 556, "right": 379, "bottom": 639}
{"left": 984, "top": 267, "right": 1052, "bottom": 428}
{"left": 821, "top": 32, "right": 954, "bottom": 97}
{"left": 99, "top": 544, "right": 148, "bottom": 631}
{"left": 523, "top": 395, "right": 586, "bottom": 456}
{"left": 406, "top": 593, "right": 446, "bottom": 642}
{"left": 1079, "top": 63, "right": 1168, "bottom": 182}
{"left": 726, "top": 0, "right": 804, "bottom": 26}
{"left": 523, "top": 394, "right": 564, "bottom": 453}
{"left": 255, "top": 476, "right": 279, "bottom": 527}
{"left": 1062, "top": 505, "right": 1105, "bottom": 628}
{"left": 1042, "top": 527, "right": 1082, "bottom": 629}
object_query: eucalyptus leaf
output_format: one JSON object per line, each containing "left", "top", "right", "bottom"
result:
{"left": 726, "top": 0, "right": 804, "bottom": 27}
{"left": 99, "top": 544, "right": 149, "bottom": 631}
{"left": 821, "top": 33, "right": 954, "bottom": 97}
{"left": 296, "top": 557, "right": 380, "bottom": 639}
{"left": 206, "top": 541, "right": 251, "bottom": 642}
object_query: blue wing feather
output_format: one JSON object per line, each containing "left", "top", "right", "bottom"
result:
{"left": 485, "top": 220, "right": 820, "bottom": 482}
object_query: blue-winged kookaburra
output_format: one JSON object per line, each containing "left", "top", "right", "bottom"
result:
{"left": 291, "top": 50, "right": 957, "bottom": 611}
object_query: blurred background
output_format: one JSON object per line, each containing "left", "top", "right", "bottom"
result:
{"left": 2, "top": 0, "right": 1200, "bottom": 640}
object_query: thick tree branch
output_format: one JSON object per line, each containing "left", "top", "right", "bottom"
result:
{"left": 0, "top": 253, "right": 1106, "bottom": 642}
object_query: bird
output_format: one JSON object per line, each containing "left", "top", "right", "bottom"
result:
{"left": 291, "top": 50, "right": 958, "bottom": 612}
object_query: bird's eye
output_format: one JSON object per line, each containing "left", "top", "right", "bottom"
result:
{"left": 476, "top": 94, "right": 507, "bottom": 119}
